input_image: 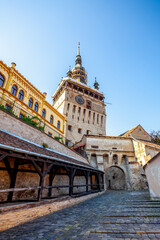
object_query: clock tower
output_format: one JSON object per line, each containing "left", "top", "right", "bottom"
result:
{"left": 52, "top": 44, "right": 106, "bottom": 144}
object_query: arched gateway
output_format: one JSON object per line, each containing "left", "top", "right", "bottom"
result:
{"left": 105, "top": 166, "right": 125, "bottom": 190}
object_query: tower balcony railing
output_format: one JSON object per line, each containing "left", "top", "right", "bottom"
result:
{"left": 0, "top": 96, "right": 88, "bottom": 159}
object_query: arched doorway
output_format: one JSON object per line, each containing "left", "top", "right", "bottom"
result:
{"left": 105, "top": 166, "right": 125, "bottom": 190}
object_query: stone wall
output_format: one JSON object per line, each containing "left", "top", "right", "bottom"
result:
{"left": 0, "top": 110, "right": 89, "bottom": 164}
{"left": 83, "top": 135, "right": 148, "bottom": 190}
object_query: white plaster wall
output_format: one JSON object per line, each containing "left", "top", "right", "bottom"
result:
{"left": 145, "top": 154, "right": 160, "bottom": 199}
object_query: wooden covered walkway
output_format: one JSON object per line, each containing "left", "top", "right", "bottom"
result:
{"left": 0, "top": 129, "right": 104, "bottom": 204}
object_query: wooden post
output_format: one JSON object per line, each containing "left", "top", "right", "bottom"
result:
{"left": 90, "top": 173, "right": 93, "bottom": 190}
{"left": 101, "top": 173, "right": 104, "bottom": 190}
{"left": 48, "top": 167, "right": 57, "bottom": 197}
{"left": 7, "top": 159, "right": 19, "bottom": 202}
{"left": 85, "top": 171, "right": 90, "bottom": 193}
{"left": 97, "top": 173, "right": 100, "bottom": 191}
{"left": 37, "top": 162, "right": 46, "bottom": 201}
{"left": 69, "top": 168, "right": 76, "bottom": 196}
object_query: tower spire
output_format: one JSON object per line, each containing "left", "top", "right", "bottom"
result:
{"left": 71, "top": 43, "right": 87, "bottom": 84}
{"left": 77, "top": 42, "right": 80, "bottom": 55}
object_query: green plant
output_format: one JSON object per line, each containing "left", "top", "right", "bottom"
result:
{"left": 21, "top": 116, "right": 38, "bottom": 127}
{"left": 54, "top": 136, "right": 64, "bottom": 144}
{"left": 42, "top": 143, "right": 48, "bottom": 148}
{"left": 0, "top": 104, "right": 16, "bottom": 116}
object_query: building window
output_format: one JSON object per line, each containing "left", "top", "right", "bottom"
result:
{"left": 11, "top": 85, "right": 17, "bottom": 96}
{"left": 68, "top": 125, "right": 72, "bottom": 131}
{"left": 86, "top": 130, "right": 90, "bottom": 135}
{"left": 18, "top": 90, "right": 24, "bottom": 101}
{"left": 112, "top": 154, "right": 118, "bottom": 165}
{"left": 34, "top": 102, "right": 38, "bottom": 112}
{"left": 78, "top": 128, "right": 82, "bottom": 134}
{"left": 28, "top": 98, "right": 33, "bottom": 108}
{"left": 48, "top": 132, "right": 52, "bottom": 137}
{"left": 97, "top": 114, "right": 99, "bottom": 124}
{"left": 19, "top": 113, "right": 25, "bottom": 119}
{"left": 90, "top": 154, "right": 98, "bottom": 168}
{"left": 103, "top": 154, "right": 109, "bottom": 168}
{"left": 50, "top": 115, "right": 53, "bottom": 124}
{"left": 0, "top": 74, "right": 5, "bottom": 87}
{"left": 5, "top": 104, "right": 11, "bottom": 111}
{"left": 42, "top": 109, "right": 46, "bottom": 118}
{"left": 57, "top": 120, "right": 60, "bottom": 129}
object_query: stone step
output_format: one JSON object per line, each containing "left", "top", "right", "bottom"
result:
{"left": 89, "top": 231, "right": 160, "bottom": 239}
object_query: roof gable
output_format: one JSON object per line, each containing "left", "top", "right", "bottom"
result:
{"left": 121, "top": 124, "right": 151, "bottom": 141}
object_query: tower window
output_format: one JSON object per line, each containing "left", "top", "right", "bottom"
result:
{"left": 78, "top": 107, "right": 81, "bottom": 115}
{"left": 78, "top": 128, "right": 82, "bottom": 134}
{"left": 86, "top": 130, "right": 90, "bottom": 135}
{"left": 73, "top": 105, "right": 76, "bottom": 113}
{"left": 11, "top": 85, "right": 17, "bottom": 96}
{"left": 86, "top": 100, "right": 91, "bottom": 109}
{"left": 68, "top": 125, "right": 72, "bottom": 131}
{"left": 97, "top": 114, "right": 99, "bottom": 124}
{"left": 93, "top": 112, "right": 95, "bottom": 124}
{"left": 101, "top": 115, "right": 103, "bottom": 127}
{"left": 83, "top": 109, "right": 86, "bottom": 117}
{"left": 18, "top": 90, "right": 24, "bottom": 101}
{"left": 67, "top": 103, "right": 70, "bottom": 111}
{"left": 34, "top": 102, "right": 38, "bottom": 112}
{"left": 42, "top": 109, "right": 46, "bottom": 118}
{"left": 0, "top": 74, "right": 5, "bottom": 87}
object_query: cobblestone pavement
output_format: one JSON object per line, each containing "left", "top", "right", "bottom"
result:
{"left": 1, "top": 190, "right": 160, "bottom": 240}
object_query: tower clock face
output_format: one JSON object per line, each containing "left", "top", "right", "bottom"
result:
{"left": 75, "top": 95, "right": 85, "bottom": 105}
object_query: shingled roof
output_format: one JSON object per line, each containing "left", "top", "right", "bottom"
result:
{"left": 0, "top": 129, "right": 99, "bottom": 171}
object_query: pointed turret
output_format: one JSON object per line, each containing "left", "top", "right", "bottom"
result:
{"left": 72, "top": 43, "right": 87, "bottom": 84}
{"left": 75, "top": 42, "right": 82, "bottom": 65}
{"left": 94, "top": 77, "right": 99, "bottom": 90}
{"left": 67, "top": 65, "right": 72, "bottom": 77}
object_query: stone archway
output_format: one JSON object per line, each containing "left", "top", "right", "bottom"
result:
{"left": 105, "top": 166, "right": 125, "bottom": 190}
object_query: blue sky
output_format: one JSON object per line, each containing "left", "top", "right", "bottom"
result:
{"left": 0, "top": 0, "right": 160, "bottom": 135}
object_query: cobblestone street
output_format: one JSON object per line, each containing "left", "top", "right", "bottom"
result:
{"left": 0, "top": 190, "right": 160, "bottom": 240}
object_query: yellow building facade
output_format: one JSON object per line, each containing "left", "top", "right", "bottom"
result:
{"left": 0, "top": 60, "right": 65, "bottom": 138}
